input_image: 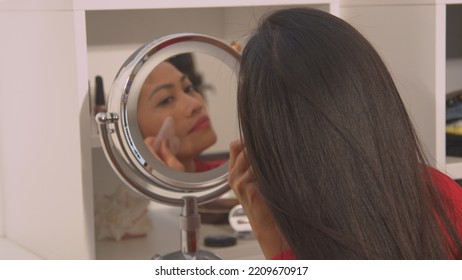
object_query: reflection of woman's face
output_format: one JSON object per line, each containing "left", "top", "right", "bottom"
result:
{"left": 137, "top": 61, "right": 217, "bottom": 160}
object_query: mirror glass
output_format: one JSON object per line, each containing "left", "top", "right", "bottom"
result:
{"left": 136, "top": 52, "right": 238, "bottom": 174}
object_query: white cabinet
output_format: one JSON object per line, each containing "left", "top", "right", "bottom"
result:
{"left": 0, "top": 8, "right": 94, "bottom": 259}
{"left": 0, "top": 0, "right": 339, "bottom": 259}
{"left": 340, "top": 0, "right": 462, "bottom": 179}
{"left": 2, "top": 0, "right": 460, "bottom": 260}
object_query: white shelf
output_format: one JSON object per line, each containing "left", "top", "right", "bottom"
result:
{"left": 0, "top": 238, "right": 42, "bottom": 260}
{"left": 91, "top": 136, "right": 101, "bottom": 148}
{"left": 342, "top": 0, "right": 462, "bottom": 5}
{"left": 95, "top": 205, "right": 264, "bottom": 260}
{"left": 14, "top": 0, "right": 462, "bottom": 261}
{"left": 445, "top": 156, "right": 462, "bottom": 179}
{"left": 75, "top": 0, "right": 337, "bottom": 11}
{"left": 445, "top": 4, "right": 462, "bottom": 179}
{"left": 443, "top": 0, "right": 462, "bottom": 4}
{"left": 0, "top": 0, "right": 337, "bottom": 11}
{"left": 446, "top": 58, "right": 462, "bottom": 94}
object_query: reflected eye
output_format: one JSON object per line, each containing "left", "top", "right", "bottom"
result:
{"left": 184, "top": 84, "right": 198, "bottom": 94}
{"left": 157, "top": 96, "right": 174, "bottom": 107}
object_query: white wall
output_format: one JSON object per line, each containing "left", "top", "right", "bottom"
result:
{"left": 86, "top": 9, "right": 236, "bottom": 154}
{"left": 0, "top": 8, "right": 6, "bottom": 239}
{"left": 341, "top": 4, "right": 444, "bottom": 167}
{"left": 447, "top": 58, "right": 462, "bottom": 94}
{"left": 446, "top": 5, "right": 462, "bottom": 94}
{"left": 0, "top": 10, "right": 94, "bottom": 259}
{"left": 0, "top": 129, "right": 3, "bottom": 238}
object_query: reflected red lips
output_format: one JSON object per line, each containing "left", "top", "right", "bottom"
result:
{"left": 189, "top": 116, "right": 210, "bottom": 133}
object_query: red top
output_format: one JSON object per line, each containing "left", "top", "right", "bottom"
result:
{"left": 272, "top": 168, "right": 462, "bottom": 260}
{"left": 194, "top": 159, "right": 226, "bottom": 172}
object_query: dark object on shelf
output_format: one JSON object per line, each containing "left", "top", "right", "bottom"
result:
{"left": 446, "top": 90, "right": 462, "bottom": 122}
{"left": 94, "top": 75, "right": 107, "bottom": 115}
{"left": 198, "top": 198, "right": 239, "bottom": 224}
{"left": 446, "top": 133, "right": 462, "bottom": 157}
{"left": 445, "top": 90, "right": 462, "bottom": 157}
{"left": 204, "top": 235, "right": 237, "bottom": 247}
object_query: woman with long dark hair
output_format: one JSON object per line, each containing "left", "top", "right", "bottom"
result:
{"left": 228, "top": 7, "right": 462, "bottom": 259}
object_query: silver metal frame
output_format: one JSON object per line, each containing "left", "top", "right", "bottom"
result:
{"left": 96, "top": 33, "right": 240, "bottom": 206}
{"left": 96, "top": 34, "right": 241, "bottom": 259}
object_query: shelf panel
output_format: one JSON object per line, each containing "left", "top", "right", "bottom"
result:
{"left": 95, "top": 204, "right": 264, "bottom": 260}
{"left": 446, "top": 58, "right": 462, "bottom": 94}
{"left": 343, "top": 0, "right": 462, "bottom": 5}
{"left": 0, "top": 238, "right": 42, "bottom": 260}
{"left": 75, "top": 0, "right": 337, "bottom": 11}
{"left": 0, "top": 0, "right": 338, "bottom": 12}
{"left": 91, "top": 136, "right": 101, "bottom": 148}
{"left": 445, "top": 156, "right": 462, "bottom": 179}
{"left": 443, "top": 0, "right": 462, "bottom": 4}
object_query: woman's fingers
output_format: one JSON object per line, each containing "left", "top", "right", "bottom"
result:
{"left": 144, "top": 136, "right": 161, "bottom": 160}
{"left": 159, "top": 140, "right": 185, "bottom": 171}
{"left": 229, "top": 139, "right": 243, "bottom": 170}
{"left": 228, "top": 140, "right": 290, "bottom": 259}
{"left": 229, "top": 140, "right": 250, "bottom": 179}
{"left": 228, "top": 140, "right": 257, "bottom": 202}
{"left": 145, "top": 137, "right": 183, "bottom": 170}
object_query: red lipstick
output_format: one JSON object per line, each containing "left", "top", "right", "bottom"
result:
{"left": 190, "top": 116, "right": 210, "bottom": 133}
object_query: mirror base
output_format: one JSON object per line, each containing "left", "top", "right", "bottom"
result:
{"left": 152, "top": 250, "right": 222, "bottom": 260}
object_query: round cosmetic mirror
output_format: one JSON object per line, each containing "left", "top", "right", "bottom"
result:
{"left": 95, "top": 33, "right": 240, "bottom": 259}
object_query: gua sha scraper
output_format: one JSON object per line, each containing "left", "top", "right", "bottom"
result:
{"left": 152, "top": 116, "right": 180, "bottom": 155}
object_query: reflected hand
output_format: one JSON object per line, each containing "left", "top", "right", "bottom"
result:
{"left": 144, "top": 136, "right": 185, "bottom": 172}
{"left": 228, "top": 139, "right": 289, "bottom": 259}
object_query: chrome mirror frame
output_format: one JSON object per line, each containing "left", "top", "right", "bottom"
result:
{"left": 95, "top": 34, "right": 241, "bottom": 259}
{"left": 96, "top": 33, "right": 240, "bottom": 207}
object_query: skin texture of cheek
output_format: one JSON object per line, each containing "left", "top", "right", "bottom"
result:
{"left": 137, "top": 106, "right": 161, "bottom": 139}
{"left": 175, "top": 128, "right": 217, "bottom": 160}
{"left": 141, "top": 108, "right": 170, "bottom": 138}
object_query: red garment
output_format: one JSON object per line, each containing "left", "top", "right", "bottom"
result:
{"left": 272, "top": 250, "right": 296, "bottom": 260}
{"left": 272, "top": 168, "right": 462, "bottom": 260}
{"left": 429, "top": 168, "right": 462, "bottom": 259}
{"left": 430, "top": 168, "right": 462, "bottom": 232}
{"left": 194, "top": 159, "right": 226, "bottom": 172}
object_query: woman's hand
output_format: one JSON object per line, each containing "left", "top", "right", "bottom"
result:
{"left": 228, "top": 140, "right": 289, "bottom": 259}
{"left": 144, "top": 136, "right": 185, "bottom": 172}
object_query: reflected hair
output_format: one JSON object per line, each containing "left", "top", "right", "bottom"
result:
{"left": 168, "top": 53, "right": 203, "bottom": 88}
{"left": 238, "top": 8, "right": 462, "bottom": 259}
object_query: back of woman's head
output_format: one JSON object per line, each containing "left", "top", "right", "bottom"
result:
{"left": 238, "top": 7, "right": 461, "bottom": 259}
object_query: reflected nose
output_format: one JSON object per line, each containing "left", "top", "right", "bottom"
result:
{"left": 180, "top": 93, "right": 203, "bottom": 117}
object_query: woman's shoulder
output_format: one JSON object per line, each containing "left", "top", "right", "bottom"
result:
{"left": 428, "top": 167, "right": 462, "bottom": 243}
{"left": 271, "top": 250, "right": 296, "bottom": 260}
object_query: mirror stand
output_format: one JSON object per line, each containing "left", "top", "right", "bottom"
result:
{"left": 153, "top": 196, "right": 221, "bottom": 260}
{"left": 96, "top": 113, "right": 222, "bottom": 260}
{"left": 95, "top": 33, "right": 240, "bottom": 260}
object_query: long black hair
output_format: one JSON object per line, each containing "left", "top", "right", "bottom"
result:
{"left": 238, "top": 7, "right": 462, "bottom": 259}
